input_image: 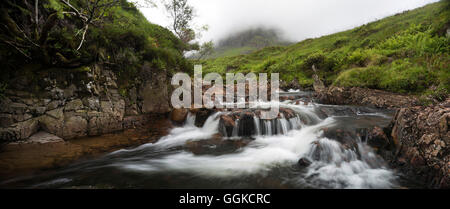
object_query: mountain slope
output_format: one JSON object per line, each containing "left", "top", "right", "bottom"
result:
{"left": 199, "top": 27, "right": 292, "bottom": 59}
{"left": 200, "top": 1, "right": 449, "bottom": 101}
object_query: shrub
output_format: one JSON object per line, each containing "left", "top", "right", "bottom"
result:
{"left": 347, "top": 49, "right": 370, "bottom": 67}
{"left": 301, "top": 51, "right": 336, "bottom": 72}
{"left": 378, "top": 24, "right": 450, "bottom": 57}
{"left": 334, "top": 66, "right": 382, "bottom": 88}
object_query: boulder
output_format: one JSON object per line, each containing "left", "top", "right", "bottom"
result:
{"left": 62, "top": 115, "right": 88, "bottom": 139}
{"left": 219, "top": 114, "right": 235, "bottom": 137}
{"left": 38, "top": 108, "right": 65, "bottom": 137}
{"left": 65, "top": 99, "right": 84, "bottom": 111}
{"left": 0, "top": 118, "right": 39, "bottom": 142}
{"left": 297, "top": 157, "right": 312, "bottom": 168}
{"left": 46, "top": 100, "right": 63, "bottom": 111}
{"left": 27, "top": 131, "right": 64, "bottom": 144}
{"left": 279, "top": 107, "right": 295, "bottom": 118}
{"left": 194, "top": 109, "right": 216, "bottom": 127}
{"left": 366, "top": 126, "right": 390, "bottom": 149}
{"left": 170, "top": 108, "right": 188, "bottom": 123}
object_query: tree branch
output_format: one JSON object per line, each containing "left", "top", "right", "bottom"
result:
{"left": 60, "top": 0, "right": 88, "bottom": 21}
{"left": 76, "top": 24, "right": 88, "bottom": 50}
{"left": 35, "top": 0, "right": 39, "bottom": 25}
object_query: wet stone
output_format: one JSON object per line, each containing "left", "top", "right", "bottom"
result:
{"left": 298, "top": 157, "right": 312, "bottom": 168}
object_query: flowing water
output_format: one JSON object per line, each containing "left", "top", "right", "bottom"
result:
{"left": 0, "top": 91, "right": 412, "bottom": 189}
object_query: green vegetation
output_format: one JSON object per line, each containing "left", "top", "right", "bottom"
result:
{"left": 200, "top": 1, "right": 450, "bottom": 100}
{"left": 0, "top": 0, "right": 192, "bottom": 92}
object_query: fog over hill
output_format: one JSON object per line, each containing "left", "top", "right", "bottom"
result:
{"left": 137, "top": 0, "right": 439, "bottom": 44}
{"left": 217, "top": 27, "right": 292, "bottom": 48}
{"left": 188, "top": 27, "right": 292, "bottom": 59}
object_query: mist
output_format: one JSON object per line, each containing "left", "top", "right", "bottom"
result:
{"left": 138, "top": 0, "right": 439, "bottom": 44}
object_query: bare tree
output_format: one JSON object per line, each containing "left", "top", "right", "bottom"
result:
{"left": 60, "top": 0, "right": 120, "bottom": 50}
{"left": 163, "top": 0, "right": 196, "bottom": 47}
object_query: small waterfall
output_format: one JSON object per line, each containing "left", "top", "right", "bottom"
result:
{"left": 264, "top": 120, "right": 272, "bottom": 136}
{"left": 185, "top": 112, "right": 196, "bottom": 126}
{"left": 231, "top": 119, "right": 240, "bottom": 137}
{"left": 253, "top": 117, "right": 261, "bottom": 136}
{"left": 12, "top": 91, "right": 400, "bottom": 189}
{"left": 289, "top": 116, "right": 303, "bottom": 130}
{"left": 302, "top": 137, "right": 395, "bottom": 189}
{"left": 148, "top": 112, "right": 221, "bottom": 149}
{"left": 202, "top": 112, "right": 222, "bottom": 132}
{"left": 278, "top": 117, "right": 289, "bottom": 134}
{"left": 222, "top": 113, "right": 305, "bottom": 137}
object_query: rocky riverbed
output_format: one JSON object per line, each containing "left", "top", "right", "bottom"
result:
{"left": 0, "top": 68, "right": 448, "bottom": 188}
{"left": 313, "top": 78, "right": 449, "bottom": 188}
{"left": 0, "top": 90, "right": 421, "bottom": 189}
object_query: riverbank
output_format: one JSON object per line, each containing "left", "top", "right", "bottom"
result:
{"left": 1, "top": 90, "right": 409, "bottom": 189}
{"left": 312, "top": 80, "right": 449, "bottom": 188}
{"left": 0, "top": 116, "right": 171, "bottom": 182}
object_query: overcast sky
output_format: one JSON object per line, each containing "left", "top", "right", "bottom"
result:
{"left": 137, "top": 0, "right": 439, "bottom": 44}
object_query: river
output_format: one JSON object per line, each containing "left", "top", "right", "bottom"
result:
{"left": 0, "top": 91, "right": 418, "bottom": 189}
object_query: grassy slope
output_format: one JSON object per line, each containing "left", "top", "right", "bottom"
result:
{"left": 207, "top": 46, "right": 259, "bottom": 59}
{"left": 0, "top": 0, "right": 191, "bottom": 97}
{"left": 199, "top": 1, "right": 449, "bottom": 100}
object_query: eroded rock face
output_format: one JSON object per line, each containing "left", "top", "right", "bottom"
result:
{"left": 139, "top": 62, "right": 170, "bottom": 114}
{"left": 0, "top": 63, "right": 172, "bottom": 142}
{"left": 387, "top": 98, "right": 449, "bottom": 188}
{"left": 316, "top": 86, "right": 419, "bottom": 109}
{"left": 0, "top": 118, "right": 39, "bottom": 142}
{"left": 366, "top": 126, "right": 390, "bottom": 149}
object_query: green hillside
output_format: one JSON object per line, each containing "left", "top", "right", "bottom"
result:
{"left": 199, "top": 1, "right": 449, "bottom": 100}
{"left": 0, "top": 0, "right": 191, "bottom": 96}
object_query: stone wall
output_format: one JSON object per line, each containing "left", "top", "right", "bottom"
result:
{"left": 0, "top": 64, "right": 171, "bottom": 142}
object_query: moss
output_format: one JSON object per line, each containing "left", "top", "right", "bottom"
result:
{"left": 119, "top": 87, "right": 128, "bottom": 97}
{"left": 70, "top": 66, "right": 91, "bottom": 73}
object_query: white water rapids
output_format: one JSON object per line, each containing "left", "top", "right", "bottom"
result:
{"left": 104, "top": 100, "right": 398, "bottom": 189}
{"left": 2, "top": 91, "right": 401, "bottom": 189}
